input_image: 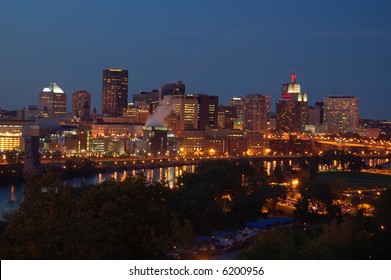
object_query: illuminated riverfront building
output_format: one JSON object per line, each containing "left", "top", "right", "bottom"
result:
{"left": 323, "top": 96, "right": 359, "bottom": 134}
{"left": 143, "top": 126, "right": 168, "bottom": 156}
{"left": 242, "top": 94, "right": 269, "bottom": 134}
{"left": 39, "top": 83, "right": 67, "bottom": 117}
{"left": 102, "top": 68, "right": 128, "bottom": 117}
{"left": 72, "top": 90, "right": 91, "bottom": 121}
{"left": 0, "top": 120, "right": 29, "bottom": 151}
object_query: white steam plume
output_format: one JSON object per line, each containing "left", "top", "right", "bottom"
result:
{"left": 145, "top": 96, "right": 174, "bottom": 127}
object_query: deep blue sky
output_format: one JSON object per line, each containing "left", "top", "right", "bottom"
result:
{"left": 1, "top": 0, "right": 390, "bottom": 119}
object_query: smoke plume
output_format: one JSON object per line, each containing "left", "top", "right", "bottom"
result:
{"left": 145, "top": 96, "right": 174, "bottom": 127}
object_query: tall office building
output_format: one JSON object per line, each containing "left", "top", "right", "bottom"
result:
{"left": 323, "top": 96, "right": 359, "bottom": 134}
{"left": 276, "top": 72, "right": 309, "bottom": 133}
{"left": 102, "top": 68, "right": 128, "bottom": 117}
{"left": 72, "top": 90, "right": 91, "bottom": 121}
{"left": 169, "top": 93, "right": 218, "bottom": 131}
{"left": 229, "top": 96, "right": 244, "bottom": 119}
{"left": 276, "top": 100, "right": 304, "bottom": 133}
{"left": 39, "top": 83, "right": 67, "bottom": 117}
{"left": 197, "top": 94, "right": 218, "bottom": 129}
{"left": 281, "top": 71, "right": 308, "bottom": 102}
{"left": 242, "top": 94, "right": 269, "bottom": 134}
{"left": 170, "top": 94, "right": 199, "bottom": 131}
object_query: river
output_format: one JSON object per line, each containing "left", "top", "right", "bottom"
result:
{"left": 0, "top": 157, "right": 386, "bottom": 220}
{"left": 0, "top": 165, "right": 196, "bottom": 220}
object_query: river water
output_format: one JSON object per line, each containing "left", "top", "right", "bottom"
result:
{"left": 0, "top": 158, "right": 387, "bottom": 220}
{"left": 0, "top": 165, "right": 196, "bottom": 220}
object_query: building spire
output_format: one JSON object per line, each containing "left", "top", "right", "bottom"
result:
{"left": 291, "top": 70, "right": 296, "bottom": 84}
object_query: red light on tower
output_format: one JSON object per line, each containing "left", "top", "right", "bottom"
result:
{"left": 291, "top": 71, "right": 296, "bottom": 84}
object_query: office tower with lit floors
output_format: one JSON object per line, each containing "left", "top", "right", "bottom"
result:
{"left": 39, "top": 83, "right": 67, "bottom": 117}
{"left": 323, "top": 96, "right": 359, "bottom": 134}
{"left": 102, "top": 68, "right": 128, "bottom": 117}
{"left": 72, "top": 90, "right": 91, "bottom": 121}
{"left": 242, "top": 94, "right": 269, "bottom": 134}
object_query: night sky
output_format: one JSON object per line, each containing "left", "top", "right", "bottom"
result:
{"left": 1, "top": 0, "right": 390, "bottom": 119}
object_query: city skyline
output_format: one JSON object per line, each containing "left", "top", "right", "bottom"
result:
{"left": 1, "top": 0, "right": 391, "bottom": 120}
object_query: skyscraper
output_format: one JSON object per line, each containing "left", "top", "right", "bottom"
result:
{"left": 102, "top": 68, "right": 128, "bottom": 117}
{"left": 242, "top": 94, "right": 269, "bottom": 134}
{"left": 323, "top": 96, "right": 359, "bottom": 134}
{"left": 276, "top": 72, "right": 309, "bottom": 133}
{"left": 39, "top": 83, "right": 67, "bottom": 117}
{"left": 72, "top": 90, "right": 91, "bottom": 121}
{"left": 276, "top": 100, "right": 303, "bottom": 133}
{"left": 197, "top": 94, "right": 218, "bottom": 129}
{"left": 281, "top": 71, "right": 307, "bottom": 102}
{"left": 169, "top": 93, "right": 218, "bottom": 131}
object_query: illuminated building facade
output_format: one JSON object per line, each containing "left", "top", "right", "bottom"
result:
{"left": 102, "top": 68, "right": 128, "bottom": 117}
{"left": 39, "top": 83, "right": 67, "bottom": 117}
{"left": 123, "top": 104, "right": 150, "bottom": 124}
{"left": 170, "top": 94, "right": 199, "bottom": 131}
{"left": 143, "top": 126, "right": 168, "bottom": 156}
{"left": 218, "top": 105, "right": 237, "bottom": 129}
{"left": 0, "top": 120, "right": 26, "bottom": 151}
{"left": 72, "top": 90, "right": 91, "bottom": 121}
{"left": 281, "top": 71, "right": 308, "bottom": 102}
{"left": 276, "top": 72, "right": 309, "bottom": 133}
{"left": 323, "top": 96, "right": 359, "bottom": 134}
{"left": 169, "top": 94, "right": 218, "bottom": 132}
{"left": 242, "top": 94, "right": 269, "bottom": 134}
{"left": 91, "top": 122, "right": 143, "bottom": 139}
{"left": 276, "top": 100, "right": 304, "bottom": 133}
{"left": 229, "top": 97, "right": 243, "bottom": 118}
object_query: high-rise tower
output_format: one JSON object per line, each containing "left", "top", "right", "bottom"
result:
{"left": 39, "top": 83, "right": 67, "bottom": 117}
{"left": 276, "top": 72, "right": 309, "bottom": 133}
{"left": 242, "top": 94, "right": 269, "bottom": 134}
{"left": 102, "top": 68, "right": 128, "bottom": 117}
{"left": 72, "top": 90, "right": 91, "bottom": 121}
{"left": 323, "top": 96, "right": 359, "bottom": 134}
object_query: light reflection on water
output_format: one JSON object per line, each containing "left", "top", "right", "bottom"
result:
{"left": 0, "top": 158, "right": 387, "bottom": 219}
{"left": 0, "top": 165, "right": 196, "bottom": 219}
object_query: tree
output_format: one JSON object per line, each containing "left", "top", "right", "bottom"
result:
{"left": 269, "top": 165, "right": 284, "bottom": 184}
{"left": 297, "top": 180, "right": 337, "bottom": 219}
{"left": 262, "top": 185, "right": 287, "bottom": 215}
{"left": 0, "top": 172, "right": 190, "bottom": 259}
